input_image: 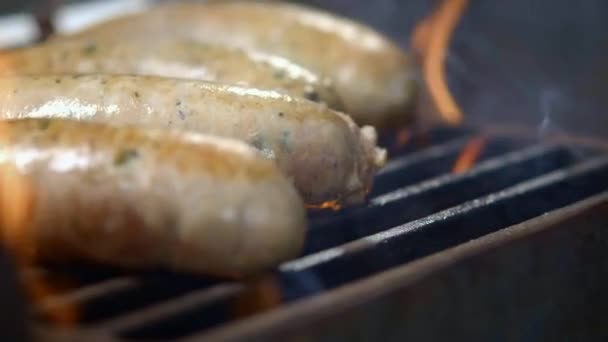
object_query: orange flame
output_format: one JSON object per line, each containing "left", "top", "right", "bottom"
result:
{"left": 0, "top": 123, "right": 78, "bottom": 326}
{"left": 412, "top": 0, "right": 469, "bottom": 125}
{"left": 22, "top": 271, "right": 78, "bottom": 326}
{"left": 233, "top": 275, "right": 282, "bottom": 317}
{"left": 305, "top": 200, "right": 342, "bottom": 211}
{"left": 452, "top": 136, "right": 486, "bottom": 173}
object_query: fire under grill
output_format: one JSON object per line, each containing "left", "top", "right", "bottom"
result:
{"left": 18, "top": 125, "right": 608, "bottom": 341}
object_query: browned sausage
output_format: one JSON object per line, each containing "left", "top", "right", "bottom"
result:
{"left": 0, "top": 38, "right": 344, "bottom": 110}
{"left": 55, "top": 1, "right": 419, "bottom": 129}
{"left": 0, "top": 74, "right": 387, "bottom": 205}
{"left": 0, "top": 118, "right": 307, "bottom": 276}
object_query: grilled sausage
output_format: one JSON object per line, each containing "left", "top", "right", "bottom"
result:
{"left": 0, "top": 118, "right": 306, "bottom": 276}
{"left": 0, "top": 74, "right": 386, "bottom": 205}
{"left": 56, "top": 1, "right": 418, "bottom": 129}
{"left": 0, "top": 38, "right": 344, "bottom": 110}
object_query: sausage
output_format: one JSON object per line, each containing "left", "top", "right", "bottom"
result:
{"left": 0, "top": 74, "right": 386, "bottom": 205}
{"left": 55, "top": 1, "right": 418, "bottom": 129}
{"left": 0, "top": 118, "right": 307, "bottom": 276}
{"left": 0, "top": 38, "right": 344, "bottom": 110}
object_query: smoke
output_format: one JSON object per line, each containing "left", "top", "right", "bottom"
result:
{"left": 538, "top": 87, "right": 563, "bottom": 141}
{"left": 295, "top": 0, "right": 608, "bottom": 138}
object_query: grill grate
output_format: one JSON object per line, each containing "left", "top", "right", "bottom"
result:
{"left": 32, "top": 126, "right": 608, "bottom": 341}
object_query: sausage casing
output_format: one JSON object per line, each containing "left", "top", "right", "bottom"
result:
{"left": 0, "top": 74, "right": 386, "bottom": 205}
{"left": 0, "top": 38, "right": 344, "bottom": 110}
{"left": 0, "top": 118, "right": 306, "bottom": 276}
{"left": 56, "top": 1, "right": 418, "bottom": 129}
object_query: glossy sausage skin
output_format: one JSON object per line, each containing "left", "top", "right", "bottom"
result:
{"left": 0, "top": 38, "right": 344, "bottom": 110}
{"left": 0, "top": 118, "right": 306, "bottom": 276}
{"left": 0, "top": 74, "right": 386, "bottom": 205}
{"left": 57, "top": 1, "right": 418, "bottom": 129}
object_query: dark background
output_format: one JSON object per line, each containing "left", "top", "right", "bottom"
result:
{"left": 298, "top": 0, "right": 608, "bottom": 138}
{"left": 2, "top": 0, "right": 608, "bottom": 137}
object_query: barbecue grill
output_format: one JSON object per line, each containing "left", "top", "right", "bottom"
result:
{"left": 1, "top": 1, "right": 608, "bottom": 341}
{"left": 10, "top": 124, "right": 603, "bottom": 341}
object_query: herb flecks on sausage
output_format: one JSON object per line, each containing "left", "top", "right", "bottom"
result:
{"left": 114, "top": 148, "right": 139, "bottom": 166}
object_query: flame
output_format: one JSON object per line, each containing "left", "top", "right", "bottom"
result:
{"left": 452, "top": 135, "right": 486, "bottom": 173}
{"left": 0, "top": 51, "right": 18, "bottom": 75}
{"left": 412, "top": 0, "right": 469, "bottom": 125}
{"left": 21, "top": 270, "right": 78, "bottom": 326}
{"left": 233, "top": 275, "right": 282, "bottom": 317}
{"left": 0, "top": 123, "right": 77, "bottom": 326}
{"left": 305, "top": 200, "right": 342, "bottom": 211}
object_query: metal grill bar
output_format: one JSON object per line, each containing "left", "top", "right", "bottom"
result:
{"left": 36, "top": 277, "right": 137, "bottom": 320}
{"left": 371, "top": 136, "right": 529, "bottom": 196}
{"left": 98, "top": 283, "right": 244, "bottom": 334}
{"left": 281, "top": 157, "right": 608, "bottom": 291}
{"left": 306, "top": 144, "right": 590, "bottom": 253}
